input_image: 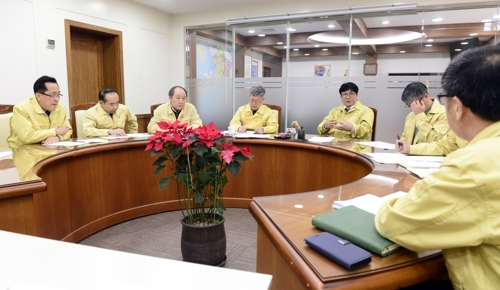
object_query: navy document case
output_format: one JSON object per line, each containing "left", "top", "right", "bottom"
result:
{"left": 304, "top": 232, "right": 372, "bottom": 270}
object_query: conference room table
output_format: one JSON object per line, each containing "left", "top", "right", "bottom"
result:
{"left": 0, "top": 135, "right": 446, "bottom": 289}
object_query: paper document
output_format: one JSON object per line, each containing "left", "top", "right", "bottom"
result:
{"left": 76, "top": 138, "right": 108, "bottom": 144}
{"left": 404, "top": 156, "right": 445, "bottom": 162}
{"left": 356, "top": 141, "right": 395, "bottom": 150}
{"left": 398, "top": 158, "right": 442, "bottom": 169}
{"left": 404, "top": 167, "right": 439, "bottom": 178}
{"left": 235, "top": 133, "right": 270, "bottom": 139}
{"left": 0, "top": 151, "right": 12, "bottom": 159}
{"left": 127, "top": 133, "right": 151, "bottom": 138}
{"left": 308, "top": 136, "right": 334, "bottom": 143}
{"left": 100, "top": 135, "right": 130, "bottom": 139}
{"left": 43, "top": 141, "right": 84, "bottom": 146}
{"left": 363, "top": 152, "right": 406, "bottom": 164}
{"left": 333, "top": 191, "right": 407, "bottom": 215}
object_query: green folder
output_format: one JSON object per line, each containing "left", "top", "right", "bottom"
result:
{"left": 312, "top": 205, "right": 401, "bottom": 257}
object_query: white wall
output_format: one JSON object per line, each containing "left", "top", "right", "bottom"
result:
{"left": 0, "top": 0, "right": 171, "bottom": 114}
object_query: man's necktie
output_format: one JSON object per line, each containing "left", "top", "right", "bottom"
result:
{"left": 45, "top": 110, "right": 51, "bottom": 117}
{"left": 344, "top": 107, "right": 350, "bottom": 114}
{"left": 109, "top": 113, "right": 113, "bottom": 118}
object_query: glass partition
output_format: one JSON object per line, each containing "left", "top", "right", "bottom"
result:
{"left": 186, "top": 5, "right": 500, "bottom": 142}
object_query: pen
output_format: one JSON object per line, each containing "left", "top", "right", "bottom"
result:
{"left": 239, "top": 119, "right": 243, "bottom": 126}
{"left": 396, "top": 134, "right": 402, "bottom": 149}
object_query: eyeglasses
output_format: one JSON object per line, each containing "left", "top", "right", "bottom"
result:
{"left": 39, "top": 92, "right": 63, "bottom": 99}
{"left": 249, "top": 98, "right": 263, "bottom": 104}
{"left": 404, "top": 95, "right": 425, "bottom": 108}
{"left": 437, "top": 92, "right": 450, "bottom": 104}
{"left": 341, "top": 92, "right": 356, "bottom": 98}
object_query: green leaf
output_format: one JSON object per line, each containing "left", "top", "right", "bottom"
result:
{"left": 152, "top": 156, "right": 168, "bottom": 166}
{"left": 194, "top": 192, "right": 204, "bottom": 204}
{"left": 194, "top": 145, "right": 208, "bottom": 156}
{"left": 159, "top": 177, "right": 171, "bottom": 190}
{"left": 153, "top": 165, "right": 165, "bottom": 176}
{"left": 227, "top": 161, "right": 241, "bottom": 176}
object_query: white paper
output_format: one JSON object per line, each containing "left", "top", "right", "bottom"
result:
{"left": 76, "top": 138, "right": 108, "bottom": 144}
{"left": 42, "top": 141, "right": 84, "bottom": 146}
{"left": 307, "top": 136, "right": 334, "bottom": 143}
{"left": 126, "top": 133, "right": 151, "bottom": 138}
{"left": 333, "top": 191, "right": 407, "bottom": 215}
{"left": 404, "top": 167, "right": 439, "bottom": 178}
{"left": 100, "top": 135, "right": 129, "bottom": 139}
{"left": 235, "top": 133, "right": 270, "bottom": 139}
{"left": 404, "top": 156, "right": 445, "bottom": 162}
{"left": 0, "top": 151, "right": 12, "bottom": 159}
{"left": 363, "top": 152, "right": 406, "bottom": 164}
{"left": 398, "top": 159, "right": 441, "bottom": 169}
{"left": 356, "top": 141, "right": 396, "bottom": 150}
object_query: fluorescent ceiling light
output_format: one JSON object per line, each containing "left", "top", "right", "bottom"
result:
{"left": 461, "top": 42, "right": 468, "bottom": 45}
{"left": 400, "top": 50, "right": 406, "bottom": 53}
{"left": 258, "top": 34, "right": 265, "bottom": 37}
{"left": 308, "top": 29, "right": 422, "bottom": 45}
{"left": 314, "top": 44, "right": 319, "bottom": 47}
{"left": 432, "top": 18, "right": 443, "bottom": 22}
{"left": 427, "top": 39, "right": 434, "bottom": 42}
{"left": 322, "top": 48, "right": 328, "bottom": 51}
{"left": 304, "top": 54, "right": 310, "bottom": 56}
{"left": 328, "top": 24, "right": 335, "bottom": 28}
{"left": 293, "top": 48, "right": 299, "bottom": 51}
{"left": 284, "top": 46, "right": 288, "bottom": 48}
{"left": 482, "top": 19, "right": 492, "bottom": 23}
{"left": 425, "top": 44, "right": 432, "bottom": 47}
{"left": 352, "top": 52, "right": 359, "bottom": 54}
{"left": 493, "top": 15, "right": 500, "bottom": 19}
{"left": 287, "top": 28, "right": 297, "bottom": 32}
{"left": 455, "top": 49, "right": 462, "bottom": 52}
{"left": 277, "top": 42, "right": 283, "bottom": 45}
{"left": 382, "top": 21, "right": 390, "bottom": 24}
{"left": 248, "top": 30, "right": 255, "bottom": 33}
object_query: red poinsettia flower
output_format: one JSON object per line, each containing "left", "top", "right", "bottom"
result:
{"left": 240, "top": 145, "right": 252, "bottom": 158}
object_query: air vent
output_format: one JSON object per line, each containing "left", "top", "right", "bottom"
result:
{"left": 261, "top": 28, "right": 276, "bottom": 33}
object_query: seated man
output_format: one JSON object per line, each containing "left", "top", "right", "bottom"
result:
{"left": 317, "top": 82, "right": 374, "bottom": 139}
{"left": 148, "top": 86, "right": 202, "bottom": 133}
{"left": 399, "top": 82, "right": 449, "bottom": 144}
{"left": 376, "top": 45, "right": 500, "bottom": 289}
{"left": 8, "top": 76, "right": 71, "bottom": 148}
{"left": 396, "top": 130, "right": 468, "bottom": 156}
{"left": 229, "top": 86, "right": 278, "bottom": 134}
{"left": 83, "top": 88, "right": 138, "bottom": 138}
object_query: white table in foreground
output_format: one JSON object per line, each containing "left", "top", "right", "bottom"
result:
{"left": 0, "top": 230, "right": 272, "bottom": 290}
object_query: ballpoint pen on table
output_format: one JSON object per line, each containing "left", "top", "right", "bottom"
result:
{"left": 396, "top": 134, "right": 402, "bottom": 149}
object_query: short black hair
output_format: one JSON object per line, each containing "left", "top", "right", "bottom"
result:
{"left": 168, "top": 86, "right": 187, "bottom": 97}
{"left": 441, "top": 45, "right": 500, "bottom": 122}
{"left": 98, "top": 88, "right": 118, "bottom": 102}
{"left": 401, "top": 82, "right": 427, "bottom": 103}
{"left": 339, "top": 82, "right": 358, "bottom": 95}
{"left": 33, "top": 76, "right": 58, "bottom": 94}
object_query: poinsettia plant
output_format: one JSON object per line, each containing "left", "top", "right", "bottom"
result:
{"left": 146, "top": 120, "right": 253, "bottom": 226}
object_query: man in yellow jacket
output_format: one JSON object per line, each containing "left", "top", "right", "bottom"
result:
{"left": 396, "top": 129, "right": 468, "bottom": 156}
{"left": 229, "top": 86, "right": 278, "bottom": 134}
{"left": 399, "top": 82, "right": 449, "bottom": 145}
{"left": 8, "top": 76, "right": 71, "bottom": 148}
{"left": 83, "top": 88, "right": 138, "bottom": 138}
{"left": 317, "top": 82, "right": 374, "bottom": 139}
{"left": 148, "top": 86, "right": 202, "bottom": 133}
{"left": 376, "top": 45, "right": 500, "bottom": 290}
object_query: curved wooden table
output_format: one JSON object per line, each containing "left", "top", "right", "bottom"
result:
{"left": 0, "top": 138, "right": 445, "bottom": 288}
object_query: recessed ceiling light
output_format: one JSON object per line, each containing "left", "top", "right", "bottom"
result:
{"left": 258, "top": 34, "right": 265, "bottom": 37}
{"left": 482, "top": 19, "right": 492, "bottom": 23}
{"left": 382, "top": 21, "right": 390, "bottom": 25}
{"left": 400, "top": 50, "right": 406, "bottom": 53}
{"left": 293, "top": 48, "right": 299, "bottom": 51}
{"left": 425, "top": 44, "right": 432, "bottom": 47}
{"left": 322, "top": 48, "right": 328, "bottom": 51}
{"left": 328, "top": 24, "right": 335, "bottom": 28}
{"left": 314, "top": 44, "right": 319, "bottom": 47}
{"left": 352, "top": 52, "right": 359, "bottom": 54}
{"left": 469, "top": 33, "right": 478, "bottom": 36}
{"left": 461, "top": 42, "right": 468, "bottom": 45}
{"left": 248, "top": 30, "right": 255, "bottom": 33}
{"left": 304, "top": 53, "right": 310, "bottom": 56}
{"left": 287, "top": 28, "right": 296, "bottom": 32}
{"left": 277, "top": 42, "right": 283, "bottom": 45}
{"left": 427, "top": 39, "right": 434, "bottom": 42}
{"left": 432, "top": 18, "right": 443, "bottom": 22}
{"left": 455, "top": 49, "right": 462, "bottom": 52}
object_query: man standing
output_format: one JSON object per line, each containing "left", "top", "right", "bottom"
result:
{"left": 399, "top": 82, "right": 449, "bottom": 144}
{"left": 148, "top": 86, "right": 202, "bottom": 133}
{"left": 376, "top": 46, "right": 500, "bottom": 289}
{"left": 229, "top": 86, "right": 278, "bottom": 134}
{"left": 83, "top": 88, "right": 138, "bottom": 138}
{"left": 317, "top": 82, "right": 374, "bottom": 139}
{"left": 8, "top": 76, "right": 71, "bottom": 148}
